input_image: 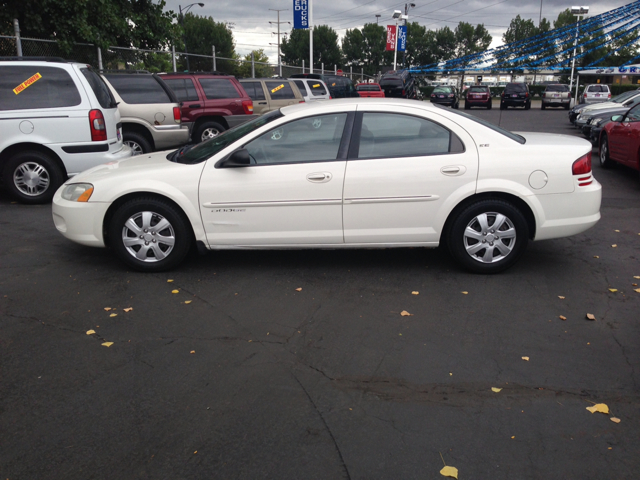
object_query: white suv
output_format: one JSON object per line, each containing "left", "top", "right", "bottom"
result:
{"left": 0, "top": 58, "right": 132, "bottom": 203}
{"left": 580, "top": 84, "right": 611, "bottom": 104}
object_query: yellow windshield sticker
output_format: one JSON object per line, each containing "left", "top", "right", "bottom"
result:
{"left": 13, "top": 72, "right": 42, "bottom": 94}
{"left": 271, "top": 84, "right": 285, "bottom": 93}
{"left": 313, "top": 83, "right": 320, "bottom": 88}
{"left": 332, "top": 83, "right": 336, "bottom": 86}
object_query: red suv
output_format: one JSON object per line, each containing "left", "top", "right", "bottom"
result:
{"left": 465, "top": 85, "right": 492, "bottom": 109}
{"left": 160, "top": 73, "right": 255, "bottom": 143}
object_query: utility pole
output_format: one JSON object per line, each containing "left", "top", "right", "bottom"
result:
{"left": 403, "top": 3, "right": 415, "bottom": 68}
{"left": 269, "top": 9, "right": 289, "bottom": 77}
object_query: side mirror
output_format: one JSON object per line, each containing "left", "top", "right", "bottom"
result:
{"left": 610, "top": 115, "right": 624, "bottom": 122}
{"left": 217, "top": 148, "right": 251, "bottom": 168}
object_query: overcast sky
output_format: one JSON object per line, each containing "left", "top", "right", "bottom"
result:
{"left": 162, "top": 0, "right": 633, "bottom": 63}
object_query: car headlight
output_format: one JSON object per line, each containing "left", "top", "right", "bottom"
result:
{"left": 61, "top": 183, "right": 94, "bottom": 202}
{"left": 592, "top": 118, "right": 602, "bottom": 125}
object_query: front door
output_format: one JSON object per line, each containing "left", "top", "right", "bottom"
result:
{"left": 343, "top": 109, "right": 478, "bottom": 244}
{"left": 199, "top": 112, "right": 351, "bottom": 245}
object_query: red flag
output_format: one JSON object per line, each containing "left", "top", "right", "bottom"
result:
{"left": 386, "top": 25, "right": 396, "bottom": 51}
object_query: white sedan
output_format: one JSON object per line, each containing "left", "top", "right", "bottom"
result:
{"left": 52, "top": 99, "right": 601, "bottom": 274}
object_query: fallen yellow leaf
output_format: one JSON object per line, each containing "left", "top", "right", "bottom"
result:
{"left": 491, "top": 387, "right": 502, "bottom": 393}
{"left": 411, "top": 291, "right": 419, "bottom": 295}
{"left": 586, "top": 313, "right": 596, "bottom": 321}
{"left": 110, "top": 313, "right": 117, "bottom": 317}
{"left": 614, "top": 229, "right": 620, "bottom": 232}
{"left": 440, "top": 466, "right": 459, "bottom": 479}
{"left": 194, "top": 450, "right": 197, "bottom": 454}
{"left": 461, "top": 291, "right": 468, "bottom": 295}
{"left": 184, "top": 300, "right": 192, "bottom": 304}
{"left": 86, "top": 329, "right": 96, "bottom": 335}
{"left": 559, "top": 315, "right": 567, "bottom": 321}
{"left": 123, "top": 307, "right": 133, "bottom": 312}
{"left": 295, "top": 288, "right": 302, "bottom": 291}
{"left": 400, "top": 310, "right": 413, "bottom": 316}
{"left": 611, "top": 244, "right": 617, "bottom": 248}
{"left": 558, "top": 296, "right": 565, "bottom": 299}
{"left": 104, "top": 307, "right": 112, "bottom": 311}
{"left": 172, "top": 289, "right": 179, "bottom": 294}
{"left": 101, "top": 342, "right": 114, "bottom": 347}
{"left": 593, "top": 255, "right": 599, "bottom": 258}
{"left": 586, "top": 403, "right": 609, "bottom": 414}
{"left": 522, "top": 356, "right": 530, "bottom": 361}
{"left": 511, "top": 436, "right": 515, "bottom": 439}
{"left": 190, "top": 350, "right": 195, "bottom": 354}
{"left": 634, "top": 288, "right": 640, "bottom": 293}
{"left": 167, "top": 279, "right": 174, "bottom": 282}
{"left": 608, "top": 288, "right": 618, "bottom": 293}
{"left": 634, "top": 276, "right": 640, "bottom": 279}
{"left": 610, "top": 417, "right": 621, "bottom": 423}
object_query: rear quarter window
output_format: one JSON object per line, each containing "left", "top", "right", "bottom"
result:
{"left": 0, "top": 65, "right": 82, "bottom": 111}
{"left": 104, "top": 74, "right": 172, "bottom": 104}
{"left": 81, "top": 68, "right": 116, "bottom": 108}
{"left": 241, "top": 81, "right": 266, "bottom": 101}
{"left": 309, "top": 81, "right": 327, "bottom": 95}
{"left": 199, "top": 78, "right": 241, "bottom": 99}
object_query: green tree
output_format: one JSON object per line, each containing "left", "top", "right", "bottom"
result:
{"left": 435, "top": 26, "right": 456, "bottom": 62}
{"left": 454, "top": 22, "right": 492, "bottom": 60}
{"left": 502, "top": 15, "right": 538, "bottom": 45}
{"left": 235, "top": 49, "right": 271, "bottom": 78}
{"left": 1, "top": 0, "right": 178, "bottom": 52}
{"left": 342, "top": 27, "right": 365, "bottom": 67}
{"left": 281, "top": 25, "right": 342, "bottom": 70}
{"left": 179, "top": 13, "right": 235, "bottom": 73}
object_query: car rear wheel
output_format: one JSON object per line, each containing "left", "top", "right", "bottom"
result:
{"left": 108, "top": 197, "right": 192, "bottom": 272}
{"left": 124, "top": 132, "right": 152, "bottom": 156}
{"left": 524, "top": 101, "right": 531, "bottom": 110}
{"left": 447, "top": 199, "right": 529, "bottom": 274}
{"left": 599, "top": 134, "right": 613, "bottom": 169}
{"left": 500, "top": 103, "right": 506, "bottom": 110}
{"left": 3, "top": 150, "right": 65, "bottom": 204}
{"left": 195, "top": 121, "right": 226, "bottom": 143}
{"left": 541, "top": 103, "right": 546, "bottom": 110}
{"left": 487, "top": 101, "right": 492, "bottom": 110}
{"left": 465, "top": 101, "right": 470, "bottom": 110}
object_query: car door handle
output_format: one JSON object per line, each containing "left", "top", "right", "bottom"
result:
{"left": 306, "top": 172, "right": 332, "bottom": 183}
{"left": 440, "top": 166, "right": 466, "bottom": 176}
{"left": 188, "top": 104, "right": 201, "bottom": 108}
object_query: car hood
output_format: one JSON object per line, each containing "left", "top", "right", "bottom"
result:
{"left": 582, "top": 101, "right": 624, "bottom": 113}
{"left": 581, "top": 106, "right": 628, "bottom": 119}
{"left": 71, "top": 150, "right": 184, "bottom": 182}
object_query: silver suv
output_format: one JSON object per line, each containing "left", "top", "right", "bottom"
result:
{"left": 0, "top": 57, "right": 131, "bottom": 204}
{"left": 101, "top": 72, "right": 190, "bottom": 155}
{"left": 580, "top": 84, "right": 611, "bottom": 104}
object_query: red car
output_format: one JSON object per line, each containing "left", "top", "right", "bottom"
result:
{"left": 465, "top": 85, "right": 492, "bottom": 109}
{"left": 599, "top": 104, "right": 640, "bottom": 180}
{"left": 355, "top": 83, "right": 385, "bottom": 98}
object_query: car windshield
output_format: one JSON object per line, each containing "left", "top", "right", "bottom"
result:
{"left": 445, "top": 107, "right": 525, "bottom": 144}
{"left": 174, "top": 110, "right": 284, "bottom": 164}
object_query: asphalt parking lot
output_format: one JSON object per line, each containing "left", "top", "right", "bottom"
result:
{"left": 1, "top": 100, "right": 639, "bottom": 479}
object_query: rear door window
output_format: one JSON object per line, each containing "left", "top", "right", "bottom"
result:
{"left": 0, "top": 65, "right": 82, "bottom": 111}
{"left": 309, "top": 81, "right": 328, "bottom": 95}
{"left": 163, "top": 78, "right": 199, "bottom": 102}
{"left": 242, "top": 82, "right": 266, "bottom": 101}
{"left": 198, "top": 78, "right": 241, "bottom": 99}
{"left": 80, "top": 68, "right": 116, "bottom": 109}
{"left": 104, "top": 74, "right": 172, "bottom": 104}
{"left": 265, "top": 81, "right": 296, "bottom": 100}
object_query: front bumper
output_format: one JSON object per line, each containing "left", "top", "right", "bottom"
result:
{"left": 52, "top": 192, "right": 110, "bottom": 247}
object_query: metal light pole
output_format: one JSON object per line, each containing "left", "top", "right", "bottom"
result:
{"left": 569, "top": 6, "right": 589, "bottom": 104}
{"left": 392, "top": 10, "right": 407, "bottom": 71}
{"left": 403, "top": 3, "right": 415, "bottom": 68}
{"left": 375, "top": 14, "right": 381, "bottom": 24}
{"left": 179, "top": 2, "right": 204, "bottom": 72}
{"left": 270, "top": 9, "right": 290, "bottom": 78}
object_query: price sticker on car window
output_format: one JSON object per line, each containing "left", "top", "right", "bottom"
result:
{"left": 332, "top": 83, "right": 336, "bottom": 86}
{"left": 313, "top": 84, "right": 320, "bottom": 88}
{"left": 271, "top": 84, "right": 284, "bottom": 93}
{"left": 13, "top": 72, "right": 42, "bottom": 95}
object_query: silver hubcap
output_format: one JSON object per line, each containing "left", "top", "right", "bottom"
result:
{"left": 201, "top": 127, "right": 220, "bottom": 141}
{"left": 13, "top": 162, "right": 50, "bottom": 196}
{"left": 463, "top": 212, "right": 516, "bottom": 263}
{"left": 600, "top": 141, "right": 607, "bottom": 165}
{"left": 270, "top": 128, "right": 284, "bottom": 140}
{"left": 125, "top": 140, "right": 144, "bottom": 156}
{"left": 121, "top": 211, "right": 176, "bottom": 263}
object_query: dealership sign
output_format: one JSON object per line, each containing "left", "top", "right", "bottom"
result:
{"left": 293, "top": 0, "right": 309, "bottom": 29}
{"left": 386, "top": 25, "right": 396, "bottom": 51}
{"left": 579, "top": 65, "right": 640, "bottom": 75}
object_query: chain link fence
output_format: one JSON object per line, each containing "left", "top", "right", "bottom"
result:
{"left": 0, "top": 35, "right": 375, "bottom": 82}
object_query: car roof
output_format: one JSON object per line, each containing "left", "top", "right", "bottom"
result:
{"left": 280, "top": 97, "right": 446, "bottom": 115}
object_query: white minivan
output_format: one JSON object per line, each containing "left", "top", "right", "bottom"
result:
{"left": 0, "top": 58, "right": 132, "bottom": 203}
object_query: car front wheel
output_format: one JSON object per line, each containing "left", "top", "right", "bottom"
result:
{"left": 3, "top": 150, "right": 65, "bottom": 204}
{"left": 447, "top": 199, "right": 529, "bottom": 274}
{"left": 108, "top": 197, "right": 192, "bottom": 272}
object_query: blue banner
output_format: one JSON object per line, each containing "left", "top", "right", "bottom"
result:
{"left": 293, "top": 0, "right": 309, "bottom": 29}
{"left": 397, "top": 26, "right": 406, "bottom": 52}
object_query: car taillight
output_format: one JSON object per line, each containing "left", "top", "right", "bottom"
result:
{"left": 572, "top": 152, "right": 592, "bottom": 176}
{"left": 242, "top": 100, "right": 253, "bottom": 114}
{"left": 584, "top": 93, "right": 587, "bottom": 97}
{"left": 89, "top": 109, "right": 107, "bottom": 142}
{"left": 608, "top": 93, "right": 612, "bottom": 99}
{"left": 448, "top": 94, "right": 454, "bottom": 98}
{"left": 329, "top": 96, "right": 332, "bottom": 99}
{"left": 431, "top": 94, "right": 435, "bottom": 97}
{"left": 173, "top": 106, "right": 181, "bottom": 123}
{"left": 525, "top": 92, "right": 529, "bottom": 97}
{"left": 402, "top": 89, "right": 405, "bottom": 95}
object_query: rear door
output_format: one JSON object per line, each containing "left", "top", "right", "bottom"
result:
{"left": 162, "top": 77, "right": 202, "bottom": 122}
{"left": 342, "top": 108, "right": 478, "bottom": 244}
{"left": 264, "top": 81, "right": 301, "bottom": 110}
{"left": 242, "top": 81, "right": 269, "bottom": 114}
{"left": 197, "top": 77, "right": 244, "bottom": 115}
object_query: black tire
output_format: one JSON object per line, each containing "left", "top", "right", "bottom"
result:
{"left": 453, "top": 101, "right": 459, "bottom": 109}
{"left": 464, "top": 101, "right": 470, "bottom": 110}
{"left": 124, "top": 131, "right": 152, "bottom": 156}
{"left": 108, "top": 197, "right": 193, "bottom": 272}
{"left": 2, "top": 150, "right": 65, "bottom": 204}
{"left": 446, "top": 199, "right": 529, "bottom": 274}
{"left": 500, "top": 103, "right": 506, "bottom": 110}
{"left": 524, "top": 101, "right": 531, "bottom": 110}
{"left": 564, "top": 104, "right": 570, "bottom": 110}
{"left": 599, "top": 133, "right": 613, "bottom": 169}
{"left": 541, "top": 103, "right": 546, "bottom": 110}
{"left": 195, "top": 121, "right": 226, "bottom": 143}
{"left": 487, "top": 101, "right": 492, "bottom": 110}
